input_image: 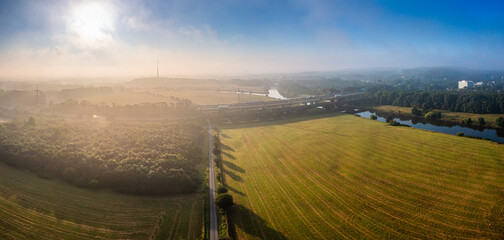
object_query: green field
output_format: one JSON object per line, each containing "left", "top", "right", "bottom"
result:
{"left": 0, "top": 163, "right": 203, "bottom": 240}
{"left": 373, "top": 105, "right": 504, "bottom": 128}
{"left": 219, "top": 113, "right": 504, "bottom": 239}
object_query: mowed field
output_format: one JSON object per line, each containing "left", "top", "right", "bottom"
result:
{"left": 219, "top": 113, "right": 504, "bottom": 239}
{"left": 0, "top": 163, "right": 203, "bottom": 240}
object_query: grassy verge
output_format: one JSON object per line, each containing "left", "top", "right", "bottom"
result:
{"left": 373, "top": 105, "right": 504, "bottom": 128}
{"left": 219, "top": 112, "right": 504, "bottom": 239}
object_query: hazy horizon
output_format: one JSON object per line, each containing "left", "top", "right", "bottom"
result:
{"left": 1, "top": 0, "right": 504, "bottom": 78}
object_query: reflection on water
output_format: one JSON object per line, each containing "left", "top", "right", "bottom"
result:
{"left": 356, "top": 111, "right": 504, "bottom": 144}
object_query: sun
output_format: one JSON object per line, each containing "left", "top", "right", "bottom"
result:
{"left": 69, "top": 2, "right": 114, "bottom": 43}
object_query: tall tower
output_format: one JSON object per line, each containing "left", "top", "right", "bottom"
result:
{"left": 157, "top": 59, "right": 159, "bottom": 79}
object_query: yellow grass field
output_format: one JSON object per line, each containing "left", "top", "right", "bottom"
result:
{"left": 219, "top": 113, "right": 504, "bottom": 239}
{"left": 0, "top": 163, "right": 203, "bottom": 240}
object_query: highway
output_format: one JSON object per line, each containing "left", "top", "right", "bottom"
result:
{"left": 197, "top": 92, "right": 365, "bottom": 111}
{"left": 207, "top": 121, "right": 218, "bottom": 240}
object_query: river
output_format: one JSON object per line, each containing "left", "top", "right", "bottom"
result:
{"left": 356, "top": 110, "right": 504, "bottom": 144}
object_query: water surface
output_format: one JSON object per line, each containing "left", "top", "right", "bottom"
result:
{"left": 356, "top": 111, "right": 504, "bottom": 144}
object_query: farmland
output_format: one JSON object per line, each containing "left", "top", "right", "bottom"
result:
{"left": 219, "top": 113, "right": 504, "bottom": 239}
{"left": 0, "top": 163, "right": 203, "bottom": 240}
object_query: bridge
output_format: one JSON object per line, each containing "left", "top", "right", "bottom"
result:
{"left": 197, "top": 92, "right": 366, "bottom": 112}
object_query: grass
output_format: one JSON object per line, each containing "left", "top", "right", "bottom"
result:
{"left": 83, "top": 90, "right": 273, "bottom": 106}
{"left": 0, "top": 163, "right": 203, "bottom": 240}
{"left": 374, "top": 105, "right": 504, "bottom": 128}
{"left": 219, "top": 113, "right": 504, "bottom": 239}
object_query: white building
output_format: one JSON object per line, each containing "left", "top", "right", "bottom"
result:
{"left": 458, "top": 80, "right": 474, "bottom": 89}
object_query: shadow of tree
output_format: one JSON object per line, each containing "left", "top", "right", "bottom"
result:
{"left": 223, "top": 160, "right": 245, "bottom": 173}
{"left": 222, "top": 183, "right": 245, "bottom": 196}
{"left": 222, "top": 151, "right": 235, "bottom": 160}
{"left": 229, "top": 204, "right": 288, "bottom": 240}
{"left": 222, "top": 168, "right": 242, "bottom": 182}
{"left": 221, "top": 143, "right": 234, "bottom": 152}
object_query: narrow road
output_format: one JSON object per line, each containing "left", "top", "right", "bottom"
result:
{"left": 208, "top": 121, "right": 218, "bottom": 240}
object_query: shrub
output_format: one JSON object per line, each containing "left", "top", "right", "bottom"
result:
{"left": 456, "top": 132, "right": 464, "bottom": 136}
{"left": 478, "top": 117, "right": 486, "bottom": 125}
{"left": 389, "top": 120, "right": 401, "bottom": 126}
{"left": 217, "top": 186, "right": 229, "bottom": 194}
{"left": 27, "top": 117, "right": 36, "bottom": 126}
{"left": 212, "top": 148, "right": 221, "bottom": 156}
{"left": 215, "top": 193, "right": 234, "bottom": 211}
{"left": 496, "top": 117, "right": 504, "bottom": 128}
{"left": 465, "top": 118, "right": 473, "bottom": 125}
{"left": 370, "top": 115, "right": 377, "bottom": 120}
{"left": 425, "top": 111, "right": 442, "bottom": 119}
{"left": 385, "top": 115, "right": 393, "bottom": 123}
{"left": 411, "top": 107, "right": 422, "bottom": 116}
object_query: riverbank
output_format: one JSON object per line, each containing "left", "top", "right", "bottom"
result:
{"left": 371, "top": 105, "right": 504, "bottom": 128}
{"left": 355, "top": 108, "right": 504, "bottom": 143}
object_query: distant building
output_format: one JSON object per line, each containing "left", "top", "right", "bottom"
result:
{"left": 458, "top": 80, "right": 474, "bottom": 89}
{"left": 474, "top": 81, "right": 483, "bottom": 87}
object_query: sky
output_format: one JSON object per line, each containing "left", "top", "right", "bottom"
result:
{"left": 0, "top": 0, "right": 503, "bottom": 78}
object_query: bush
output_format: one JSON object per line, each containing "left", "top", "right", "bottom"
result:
{"left": 370, "top": 115, "right": 377, "bottom": 120}
{"left": 215, "top": 193, "right": 234, "bottom": 211}
{"left": 217, "top": 186, "right": 229, "bottom": 194}
{"left": 478, "top": 117, "right": 486, "bottom": 125}
{"left": 411, "top": 107, "right": 422, "bottom": 116}
{"left": 424, "top": 111, "right": 442, "bottom": 119}
{"left": 385, "top": 115, "right": 393, "bottom": 123}
{"left": 456, "top": 132, "right": 464, "bottom": 136}
{"left": 389, "top": 120, "right": 401, "bottom": 126}
{"left": 465, "top": 118, "right": 473, "bottom": 125}
{"left": 496, "top": 117, "right": 504, "bottom": 128}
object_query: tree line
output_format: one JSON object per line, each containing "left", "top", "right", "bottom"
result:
{"left": 0, "top": 118, "right": 205, "bottom": 195}
{"left": 371, "top": 90, "right": 504, "bottom": 114}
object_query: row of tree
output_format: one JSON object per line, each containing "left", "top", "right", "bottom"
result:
{"left": 371, "top": 90, "right": 504, "bottom": 114}
{"left": 0, "top": 117, "right": 205, "bottom": 195}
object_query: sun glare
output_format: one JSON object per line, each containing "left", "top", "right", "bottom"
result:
{"left": 69, "top": 2, "right": 114, "bottom": 43}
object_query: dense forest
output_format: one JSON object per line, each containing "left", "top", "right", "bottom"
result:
{"left": 277, "top": 79, "right": 364, "bottom": 97}
{"left": 0, "top": 118, "right": 205, "bottom": 195}
{"left": 370, "top": 90, "right": 504, "bottom": 114}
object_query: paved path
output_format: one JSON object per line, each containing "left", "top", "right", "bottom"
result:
{"left": 208, "top": 121, "right": 218, "bottom": 240}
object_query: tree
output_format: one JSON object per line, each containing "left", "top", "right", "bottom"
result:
{"left": 424, "top": 111, "right": 441, "bottom": 119}
{"left": 27, "top": 117, "right": 36, "bottom": 126}
{"left": 465, "top": 118, "right": 473, "bottom": 125}
{"left": 411, "top": 107, "right": 422, "bottom": 116}
{"left": 212, "top": 148, "right": 221, "bottom": 156}
{"left": 370, "top": 115, "right": 377, "bottom": 120}
{"left": 385, "top": 115, "right": 393, "bottom": 123}
{"left": 217, "top": 186, "right": 228, "bottom": 194}
{"left": 477, "top": 117, "right": 486, "bottom": 125}
{"left": 496, "top": 117, "right": 504, "bottom": 128}
{"left": 215, "top": 193, "right": 234, "bottom": 211}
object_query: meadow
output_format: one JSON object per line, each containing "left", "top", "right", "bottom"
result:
{"left": 219, "top": 113, "right": 504, "bottom": 239}
{"left": 373, "top": 105, "right": 504, "bottom": 127}
{"left": 0, "top": 163, "right": 203, "bottom": 240}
